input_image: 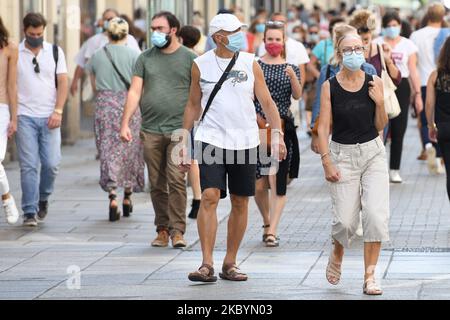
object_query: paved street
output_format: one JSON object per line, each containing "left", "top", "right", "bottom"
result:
{"left": 0, "top": 119, "right": 449, "bottom": 300}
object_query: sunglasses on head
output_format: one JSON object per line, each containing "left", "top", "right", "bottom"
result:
{"left": 266, "top": 21, "right": 285, "bottom": 28}
{"left": 357, "top": 27, "right": 370, "bottom": 34}
{"left": 32, "top": 57, "right": 40, "bottom": 73}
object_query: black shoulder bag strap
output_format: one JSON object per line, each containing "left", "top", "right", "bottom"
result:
{"left": 325, "top": 64, "right": 331, "bottom": 80}
{"left": 200, "top": 51, "right": 240, "bottom": 122}
{"left": 103, "top": 46, "right": 131, "bottom": 90}
{"left": 53, "top": 44, "right": 59, "bottom": 89}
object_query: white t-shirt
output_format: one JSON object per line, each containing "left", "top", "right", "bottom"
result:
{"left": 194, "top": 50, "right": 259, "bottom": 150}
{"left": 410, "top": 26, "right": 441, "bottom": 87}
{"left": 373, "top": 36, "right": 418, "bottom": 79}
{"left": 18, "top": 41, "right": 68, "bottom": 118}
{"left": 258, "top": 37, "right": 310, "bottom": 65}
{"left": 75, "top": 33, "right": 141, "bottom": 68}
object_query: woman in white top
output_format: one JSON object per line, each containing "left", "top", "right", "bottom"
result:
{"left": 373, "top": 11, "right": 422, "bottom": 184}
{"left": 0, "top": 17, "right": 19, "bottom": 225}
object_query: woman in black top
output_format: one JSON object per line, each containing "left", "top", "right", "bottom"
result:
{"left": 317, "top": 32, "right": 389, "bottom": 295}
{"left": 426, "top": 37, "right": 450, "bottom": 201}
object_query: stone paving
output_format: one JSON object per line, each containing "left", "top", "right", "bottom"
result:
{"left": 0, "top": 119, "right": 449, "bottom": 300}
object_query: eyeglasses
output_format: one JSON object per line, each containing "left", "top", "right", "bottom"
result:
{"left": 266, "top": 21, "right": 285, "bottom": 28}
{"left": 32, "top": 57, "right": 40, "bottom": 73}
{"left": 341, "top": 46, "right": 365, "bottom": 56}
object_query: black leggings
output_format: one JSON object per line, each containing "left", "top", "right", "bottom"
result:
{"left": 438, "top": 123, "right": 450, "bottom": 202}
{"left": 438, "top": 139, "right": 450, "bottom": 201}
{"left": 390, "top": 79, "right": 411, "bottom": 170}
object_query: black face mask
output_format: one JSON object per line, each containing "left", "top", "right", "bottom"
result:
{"left": 26, "top": 36, "right": 44, "bottom": 48}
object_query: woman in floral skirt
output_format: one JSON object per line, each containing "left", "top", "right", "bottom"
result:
{"left": 86, "top": 17, "right": 145, "bottom": 221}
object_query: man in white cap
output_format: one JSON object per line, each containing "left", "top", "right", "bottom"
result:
{"left": 179, "top": 13, "right": 287, "bottom": 283}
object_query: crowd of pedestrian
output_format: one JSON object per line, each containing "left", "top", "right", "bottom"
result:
{"left": 0, "top": 1, "right": 450, "bottom": 297}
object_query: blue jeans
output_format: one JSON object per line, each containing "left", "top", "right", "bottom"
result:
{"left": 16, "top": 116, "right": 61, "bottom": 216}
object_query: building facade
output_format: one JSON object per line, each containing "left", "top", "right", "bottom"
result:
{"left": 0, "top": 0, "right": 427, "bottom": 150}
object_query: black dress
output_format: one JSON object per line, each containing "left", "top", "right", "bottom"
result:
{"left": 254, "top": 60, "right": 301, "bottom": 196}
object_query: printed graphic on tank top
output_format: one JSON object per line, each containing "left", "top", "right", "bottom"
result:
{"left": 194, "top": 50, "right": 258, "bottom": 151}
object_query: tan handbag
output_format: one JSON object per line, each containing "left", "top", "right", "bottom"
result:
{"left": 379, "top": 44, "right": 401, "bottom": 119}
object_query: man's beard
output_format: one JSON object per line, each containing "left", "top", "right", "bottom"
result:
{"left": 159, "top": 36, "right": 172, "bottom": 49}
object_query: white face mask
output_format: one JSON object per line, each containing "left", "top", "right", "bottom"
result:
{"left": 292, "top": 34, "right": 303, "bottom": 42}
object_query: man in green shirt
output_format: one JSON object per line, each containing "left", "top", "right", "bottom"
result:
{"left": 121, "top": 11, "right": 196, "bottom": 249}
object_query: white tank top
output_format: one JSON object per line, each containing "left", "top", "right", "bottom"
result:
{"left": 194, "top": 50, "right": 259, "bottom": 151}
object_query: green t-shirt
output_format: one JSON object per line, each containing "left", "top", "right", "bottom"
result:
{"left": 133, "top": 46, "right": 196, "bottom": 134}
{"left": 86, "top": 44, "right": 139, "bottom": 92}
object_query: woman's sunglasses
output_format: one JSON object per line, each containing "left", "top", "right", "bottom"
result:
{"left": 266, "top": 21, "right": 285, "bottom": 28}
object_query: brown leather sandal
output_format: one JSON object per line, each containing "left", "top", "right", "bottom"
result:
{"left": 262, "top": 224, "right": 271, "bottom": 242}
{"left": 264, "top": 234, "right": 279, "bottom": 247}
{"left": 219, "top": 264, "right": 248, "bottom": 282}
{"left": 188, "top": 264, "right": 218, "bottom": 283}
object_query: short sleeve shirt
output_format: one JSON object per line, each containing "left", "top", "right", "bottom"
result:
{"left": 312, "top": 38, "right": 334, "bottom": 66}
{"left": 134, "top": 46, "right": 197, "bottom": 134}
{"left": 17, "top": 41, "right": 68, "bottom": 118}
{"left": 86, "top": 44, "right": 139, "bottom": 92}
{"left": 255, "top": 61, "right": 301, "bottom": 119}
{"left": 373, "top": 37, "right": 418, "bottom": 78}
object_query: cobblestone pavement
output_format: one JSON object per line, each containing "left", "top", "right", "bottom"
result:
{"left": 0, "top": 119, "right": 449, "bottom": 300}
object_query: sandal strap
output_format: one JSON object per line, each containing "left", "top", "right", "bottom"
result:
{"left": 327, "top": 257, "right": 342, "bottom": 277}
{"left": 364, "top": 278, "right": 381, "bottom": 291}
{"left": 327, "top": 263, "right": 341, "bottom": 278}
{"left": 124, "top": 191, "right": 133, "bottom": 198}
{"left": 109, "top": 194, "right": 117, "bottom": 201}
{"left": 199, "top": 264, "right": 214, "bottom": 276}
{"left": 223, "top": 264, "right": 246, "bottom": 276}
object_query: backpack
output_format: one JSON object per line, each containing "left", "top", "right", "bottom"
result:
{"left": 434, "top": 28, "right": 450, "bottom": 62}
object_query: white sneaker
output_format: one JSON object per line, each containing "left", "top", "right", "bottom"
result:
{"left": 3, "top": 196, "right": 19, "bottom": 225}
{"left": 426, "top": 143, "right": 437, "bottom": 174}
{"left": 389, "top": 170, "right": 403, "bottom": 184}
{"left": 436, "top": 158, "right": 445, "bottom": 175}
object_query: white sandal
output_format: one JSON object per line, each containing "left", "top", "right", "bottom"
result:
{"left": 326, "top": 256, "right": 342, "bottom": 285}
{"left": 363, "top": 278, "right": 383, "bottom": 296}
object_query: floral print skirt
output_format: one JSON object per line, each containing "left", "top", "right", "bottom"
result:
{"left": 94, "top": 90, "right": 145, "bottom": 193}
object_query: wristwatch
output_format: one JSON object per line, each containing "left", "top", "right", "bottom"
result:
{"left": 54, "top": 109, "right": 63, "bottom": 116}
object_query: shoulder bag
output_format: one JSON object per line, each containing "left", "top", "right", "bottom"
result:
{"left": 378, "top": 44, "right": 401, "bottom": 119}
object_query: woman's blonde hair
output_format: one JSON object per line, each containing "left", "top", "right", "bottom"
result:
{"left": 331, "top": 24, "right": 359, "bottom": 66}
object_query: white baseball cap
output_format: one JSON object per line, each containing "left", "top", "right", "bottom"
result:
{"left": 208, "top": 14, "right": 247, "bottom": 37}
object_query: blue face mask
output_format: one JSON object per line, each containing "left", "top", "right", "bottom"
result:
{"left": 95, "top": 27, "right": 104, "bottom": 34}
{"left": 255, "top": 23, "right": 266, "bottom": 34}
{"left": 151, "top": 31, "right": 170, "bottom": 48}
{"left": 383, "top": 26, "right": 401, "bottom": 39}
{"left": 288, "top": 11, "right": 296, "bottom": 20}
{"left": 309, "top": 34, "right": 320, "bottom": 43}
{"left": 342, "top": 52, "right": 366, "bottom": 72}
{"left": 225, "top": 31, "right": 244, "bottom": 53}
